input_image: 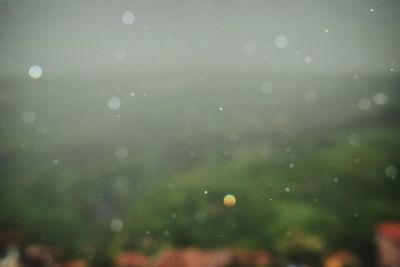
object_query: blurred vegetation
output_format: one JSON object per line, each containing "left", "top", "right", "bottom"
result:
{"left": 0, "top": 74, "right": 399, "bottom": 266}
{"left": 0, "top": 130, "right": 399, "bottom": 265}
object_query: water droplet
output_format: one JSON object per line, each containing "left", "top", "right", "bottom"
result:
{"left": 305, "top": 91, "right": 317, "bottom": 104}
{"left": 358, "top": 98, "right": 371, "bottom": 111}
{"left": 108, "top": 97, "right": 121, "bottom": 111}
{"left": 385, "top": 165, "right": 398, "bottom": 179}
{"left": 28, "top": 65, "right": 43, "bottom": 79}
{"left": 274, "top": 35, "right": 288, "bottom": 48}
{"left": 22, "top": 111, "right": 36, "bottom": 124}
{"left": 115, "top": 146, "right": 128, "bottom": 159}
{"left": 35, "top": 122, "right": 49, "bottom": 135}
{"left": 121, "top": 11, "right": 135, "bottom": 24}
{"left": 372, "top": 93, "right": 388, "bottom": 106}
{"left": 110, "top": 218, "right": 123, "bottom": 232}
{"left": 348, "top": 134, "right": 360, "bottom": 146}
{"left": 114, "top": 48, "right": 127, "bottom": 61}
{"left": 261, "top": 81, "right": 274, "bottom": 94}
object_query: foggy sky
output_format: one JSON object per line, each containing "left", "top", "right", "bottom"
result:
{"left": 1, "top": 0, "right": 400, "bottom": 79}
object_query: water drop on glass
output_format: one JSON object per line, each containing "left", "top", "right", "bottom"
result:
{"left": 274, "top": 35, "right": 288, "bottom": 49}
{"left": 122, "top": 11, "right": 135, "bottom": 24}
{"left": 22, "top": 111, "right": 36, "bottom": 124}
{"left": 108, "top": 97, "right": 121, "bottom": 111}
{"left": 28, "top": 65, "right": 43, "bottom": 79}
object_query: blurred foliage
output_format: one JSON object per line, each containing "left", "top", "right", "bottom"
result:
{"left": 275, "top": 230, "right": 325, "bottom": 266}
{"left": 1, "top": 128, "right": 399, "bottom": 266}
{"left": 0, "top": 74, "right": 400, "bottom": 266}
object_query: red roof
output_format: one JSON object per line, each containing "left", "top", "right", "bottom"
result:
{"left": 377, "top": 223, "right": 400, "bottom": 244}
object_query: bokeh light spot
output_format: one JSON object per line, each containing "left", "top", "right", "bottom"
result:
{"left": 28, "top": 65, "right": 43, "bottom": 79}
{"left": 223, "top": 194, "right": 236, "bottom": 207}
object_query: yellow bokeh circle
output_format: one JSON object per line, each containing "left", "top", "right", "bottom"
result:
{"left": 223, "top": 194, "right": 236, "bottom": 207}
